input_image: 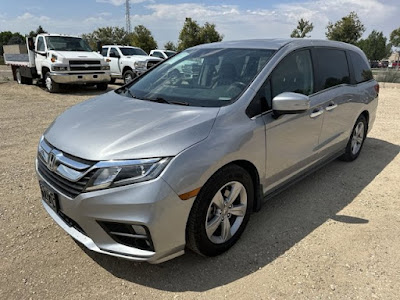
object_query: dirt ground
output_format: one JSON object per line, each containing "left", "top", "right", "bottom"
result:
{"left": 0, "top": 78, "right": 399, "bottom": 299}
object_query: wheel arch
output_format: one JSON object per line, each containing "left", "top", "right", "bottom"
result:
{"left": 42, "top": 66, "right": 50, "bottom": 78}
{"left": 122, "top": 66, "right": 133, "bottom": 74}
{"left": 360, "top": 110, "right": 369, "bottom": 130}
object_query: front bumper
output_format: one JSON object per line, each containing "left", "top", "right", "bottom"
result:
{"left": 50, "top": 72, "right": 111, "bottom": 84}
{"left": 36, "top": 161, "right": 194, "bottom": 263}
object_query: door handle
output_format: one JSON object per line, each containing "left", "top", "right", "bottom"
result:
{"left": 326, "top": 103, "right": 338, "bottom": 111}
{"left": 310, "top": 108, "right": 324, "bottom": 118}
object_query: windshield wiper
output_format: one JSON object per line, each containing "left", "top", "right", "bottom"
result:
{"left": 148, "top": 97, "right": 190, "bottom": 106}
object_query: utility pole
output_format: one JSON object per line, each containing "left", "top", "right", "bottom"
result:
{"left": 125, "top": 0, "right": 131, "bottom": 34}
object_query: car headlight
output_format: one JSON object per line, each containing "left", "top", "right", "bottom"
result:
{"left": 134, "top": 61, "right": 146, "bottom": 69}
{"left": 85, "top": 157, "right": 171, "bottom": 191}
{"left": 52, "top": 65, "right": 68, "bottom": 71}
{"left": 101, "top": 65, "right": 110, "bottom": 70}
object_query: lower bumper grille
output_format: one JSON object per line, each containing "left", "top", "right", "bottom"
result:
{"left": 58, "top": 211, "right": 87, "bottom": 236}
{"left": 98, "top": 221, "right": 154, "bottom": 251}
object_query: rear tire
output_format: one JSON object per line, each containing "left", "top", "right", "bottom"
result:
{"left": 339, "top": 115, "right": 367, "bottom": 162}
{"left": 96, "top": 83, "right": 108, "bottom": 91}
{"left": 15, "top": 68, "right": 32, "bottom": 85}
{"left": 44, "top": 72, "right": 60, "bottom": 93}
{"left": 186, "top": 164, "right": 254, "bottom": 257}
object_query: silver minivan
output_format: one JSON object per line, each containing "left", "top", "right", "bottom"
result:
{"left": 36, "top": 39, "right": 378, "bottom": 263}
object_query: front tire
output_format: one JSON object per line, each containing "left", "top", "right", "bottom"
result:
{"left": 186, "top": 164, "right": 254, "bottom": 257}
{"left": 44, "top": 72, "right": 60, "bottom": 93}
{"left": 340, "top": 115, "right": 367, "bottom": 161}
{"left": 123, "top": 70, "right": 135, "bottom": 84}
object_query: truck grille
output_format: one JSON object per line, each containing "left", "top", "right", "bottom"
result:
{"left": 146, "top": 60, "right": 159, "bottom": 69}
{"left": 69, "top": 60, "right": 102, "bottom": 71}
{"left": 37, "top": 158, "right": 95, "bottom": 198}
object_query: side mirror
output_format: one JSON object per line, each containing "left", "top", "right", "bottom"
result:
{"left": 27, "top": 37, "right": 35, "bottom": 51}
{"left": 272, "top": 92, "right": 310, "bottom": 115}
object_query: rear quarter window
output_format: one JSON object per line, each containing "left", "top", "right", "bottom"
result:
{"left": 315, "top": 48, "right": 350, "bottom": 91}
{"left": 349, "top": 51, "right": 373, "bottom": 83}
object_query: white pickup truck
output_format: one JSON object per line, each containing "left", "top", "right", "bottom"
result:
{"left": 101, "top": 45, "right": 162, "bottom": 84}
{"left": 3, "top": 34, "right": 111, "bottom": 93}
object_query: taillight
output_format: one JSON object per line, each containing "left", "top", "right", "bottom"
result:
{"left": 374, "top": 84, "right": 379, "bottom": 95}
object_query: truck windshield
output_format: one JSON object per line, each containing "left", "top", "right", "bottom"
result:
{"left": 45, "top": 36, "right": 92, "bottom": 52}
{"left": 165, "top": 51, "right": 177, "bottom": 58}
{"left": 120, "top": 47, "right": 148, "bottom": 56}
{"left": 119, "top": 48, "right": 276, "bottom": 107}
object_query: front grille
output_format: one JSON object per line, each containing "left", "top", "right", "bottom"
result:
{"left": 69, "top": 60, "right": 101, "bottom": 65}
{"left": 146, "top": 60, "right": 159, "bottom": 69}
{"left": 37, "top": 158, "right": 95, "bottom": 198}
{"left": 69, "top": 60, "right": 102, "bottom": 71}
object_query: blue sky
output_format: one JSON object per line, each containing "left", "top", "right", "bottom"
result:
{"left": 0, "top": 0, "right": 398, "bottom": 48}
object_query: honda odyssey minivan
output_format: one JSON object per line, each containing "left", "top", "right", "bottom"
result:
{"left": 36, "top": 39, "right": 378, "bottom": 263}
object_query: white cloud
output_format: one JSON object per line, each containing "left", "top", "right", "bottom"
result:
{"left": 1, "top": 0, "right": 398, "bottom": 48}
{"left": 96, "top": 0, "right": 149, "bottom": 6}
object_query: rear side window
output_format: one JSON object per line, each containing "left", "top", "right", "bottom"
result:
{"left": 271, "top": 49, "right": 314, "bottom": 98}
{"left": 350, "top": 51, "right": 373, "bottom": 83}
{"left": 315, "top": 49, "right": 350, "bottom": 91}
{"left": 101, "top": 47, "right": 109, "bottom": 57}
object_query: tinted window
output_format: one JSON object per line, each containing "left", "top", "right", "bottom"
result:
{"left": 271, "top": 49, "right": 314, "bottom": 98}
{"left": 120, "top": 47, "right": 147, "bottom": 56}
{"left": 101, "top": 47, "right": 109, "bottom": 56}
{"left": 152, "top": 51, "right": 165, "bottom": 59}
{"left": 37, "top": 37, "right": 45, "bottom": 52}
{"left": 316, "top": 49, "right": 350, "bottom": 91}
{"left": 350, "top": 51, "right": 373, "bottom": 83}
{"left": 109, "top": 48, "right": 119, "bottom": 57}
{"left": 247, "top": 80, "right": 272, "bottom": 117}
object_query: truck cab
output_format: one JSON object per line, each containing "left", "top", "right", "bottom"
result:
{"left": 4, "top": 34, "right": 111, "bottom": 93}
{"left": 101, "top": 45, "right": 162, "bottom": 84}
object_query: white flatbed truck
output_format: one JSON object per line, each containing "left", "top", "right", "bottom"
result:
{"left": 3, "top": 34, "right": 111, "bottom": 92}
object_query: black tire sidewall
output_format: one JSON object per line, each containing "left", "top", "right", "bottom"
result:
{"left": 187, "top": 165, "right": 254, "bottom": 256}
{"left": 344, "top": 115, "right": 368, "bottom": 161}
{"left": 123, "top": 70, "right": 135, "bottom": 84}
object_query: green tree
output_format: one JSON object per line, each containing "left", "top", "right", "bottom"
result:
{"left": 164, "top": 41, "right": 177, "bottom": 51}
{"left": 358, "top": 30, "right": 392, "bottom": 61}
{"left": 178, "top": 18, "right": 201, "bottom": 51}
{"left": 390, "top": 27, "right": 400, "bottom": 48}
{"left": 82, "top": 26, "right": 130, "bottom": 50}
{"left": 130, "top": 25, "right": 158, "bottom": 54}
{"left": 290, "top": 18, "right": 314, "bottom": 38}
{"left": 0, "top": 31, "right": 13, "bottom": 56}
{"left": 178, "top": 18, "right": 223, "bottom": 51}
{"left": 326, "top": 12, "right": 365, "bottom": 44}
{"left": 28, "top": 25, "right": 47, "bottom": 38}
{"left": 7, "top": 33, "right": 25, "bottom": 45}
{"left": 199, "top": 22, "right": 224, "bottom": 44}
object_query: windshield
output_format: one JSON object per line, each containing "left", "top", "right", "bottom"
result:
{"left": 120, "top": 47, "right": 276, "bottom": 107}
{"left": 120, "top": 47, "right": 148, "bottom": 56}
{"left": 45, "top": 36, "right": 92, "bottom": 52}
{"left": 165, "top": 51, "right": 177, "bottom": 57}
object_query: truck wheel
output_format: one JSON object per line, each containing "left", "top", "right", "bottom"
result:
{"left": 96, "top": 83, "right": 108, "bottom": 91}
{"left": 123, "top": 70, "right": 135, "bottom": 84}
{"left": 44, "top": 72, "right": 60, "bottom": 93}
{"left": 16, "top": 68, "right": 23, "bottom": 84}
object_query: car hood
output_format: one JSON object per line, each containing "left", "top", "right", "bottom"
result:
{"left": 124, "top": 55, "right": 162, "bottom": 62}
{"left": 53, "top": 51, "right": 103, "bottom": 60}
{"left": 44, "top": 92, "right": 219, "bottom": 161}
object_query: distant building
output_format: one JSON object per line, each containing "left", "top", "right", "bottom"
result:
{"left": 388, "top": 52, "right": 400, "bottom": 62}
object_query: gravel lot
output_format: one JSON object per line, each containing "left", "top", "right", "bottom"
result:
{"left": 0, "top": 78, "right": 399, "bottom": 299}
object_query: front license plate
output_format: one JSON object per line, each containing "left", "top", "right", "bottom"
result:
{"left": 39, "top": 182, "right": 59, "bottom": 212}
